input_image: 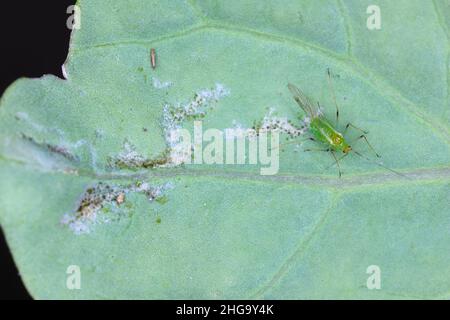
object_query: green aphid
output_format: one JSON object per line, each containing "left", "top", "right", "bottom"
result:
{"left": 286, "top": 69, "right": 403, "bottom": 177}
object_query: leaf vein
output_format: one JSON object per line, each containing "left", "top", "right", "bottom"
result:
{"left": 249, "top": 194, "right": 340, "bottom": 298}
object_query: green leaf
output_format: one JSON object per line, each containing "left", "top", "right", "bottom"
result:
{"left": 1, "top": 0, "right": 449, "bottom": 299}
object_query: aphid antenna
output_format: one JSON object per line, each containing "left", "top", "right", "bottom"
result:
{"left": 324, "top": 152, "right": 349, "bottom": 170}
{"left": 352, "top": 150, "right": 409, "bottom": 179}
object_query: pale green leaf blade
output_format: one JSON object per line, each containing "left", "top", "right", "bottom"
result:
{"left": 0, "top": 0, "right": 449, "bottom": 299}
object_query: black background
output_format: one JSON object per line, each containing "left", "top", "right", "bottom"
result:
{"left": 0, "top": 1, "right": 75, "bottom": 300}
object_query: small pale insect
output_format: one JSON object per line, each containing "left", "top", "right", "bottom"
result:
{"left": 150, "top": 48, "right": 156, "bottom": 69}
{"left": 116, "top": 193, "right": 125, "bottom": 205}
{"left": 285, "top": 69, "right": 403, "bottom": 178}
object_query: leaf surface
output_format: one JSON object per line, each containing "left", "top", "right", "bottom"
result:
{"left": 0, "top": 0, "right": 449, "bottom": 299}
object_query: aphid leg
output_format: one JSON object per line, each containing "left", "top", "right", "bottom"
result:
{"left": 325, "top": 152, "right": 349, "bottom": 170}
{"left": 303, "top": 148, "right": 330, "bottom": 152}
{"left": 271, "top": 137, "right": 315, "bottom": 151}
{"left": 327, "top": 68, "right": 340, "bottom": 126}
{"left": 351, "top": 134, "right": 381, "bottom": 158}
{"left": 330, "top": 150, "right": 342, "bottom": 178}
{"left": 343, "top": 122, "right": 369, "bottom": 135}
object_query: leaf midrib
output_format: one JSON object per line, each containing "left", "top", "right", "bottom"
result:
{"left": 1, "top": 155, "right": 449, "bottom": 190}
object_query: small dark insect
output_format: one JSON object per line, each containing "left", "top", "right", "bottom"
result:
{"left": 150, "top": 48, "right": 156, "bottom": 69}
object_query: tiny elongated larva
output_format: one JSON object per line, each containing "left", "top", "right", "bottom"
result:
{"left": 116, "top": 193, "right": 125, "bottom": 205}
{"left": 150, "top": 48, "right": 156, "bottom": 69}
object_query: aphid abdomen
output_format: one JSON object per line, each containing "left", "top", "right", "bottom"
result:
{"left": 310, "top": 118, "right": 334, "bottom": 145}
{"left": 310, "top": 117, "right": 346, "bottom": 151}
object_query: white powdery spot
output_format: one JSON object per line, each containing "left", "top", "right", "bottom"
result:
{"left": 61, "top": 181, "right": 174, "bottom": 235}
{"left": 1, "top": 136, "right": 75, "bottom": 173}
{"left": 197, "top": 83, "right": 229, "bottom": 101}
{"left": 110, "top": 140, "right": 146, "bottom": 168}
{"left": 224, "top": 107, "right": 309, "bottom": 141}
{"left": 68, "top": 139, "right": 99, "bottom": 171}
{"left": 163, "top": 83, "right": 230, "bottom": 132}
{"left": 225, "top": 120, "right": 257, "bottom": 139}
{"left": 258, "top": 108, "right": 307, "bottom": 137}
{"left": 61, "top": 214, "right": 91, "bottom": 234}
{"left": 165, "top": 139, "right": 191, "bottom": 167}
{"left": 14, "top": 112, "right": 100, "bottom": 171}
{"left": 152, "top": 77, "right": 173, "bottom": 89}
{"left": 260, "top": 116, "right": 306, "bottom": 137}
{"left": 108, "top": 140, "right": 170, "bottom": 169}
{"left": 162, "top": 83, "right": 230, "bottom": 165}
{"left": 132, "top": 181, "right": 174, "bottom": 201}
{"left": 15, "top": 112, "right": 65, "bottom": 137}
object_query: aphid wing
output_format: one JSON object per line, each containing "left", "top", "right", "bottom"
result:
{"left": 287, "top": 83, "right": 317, "bottom": 118}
